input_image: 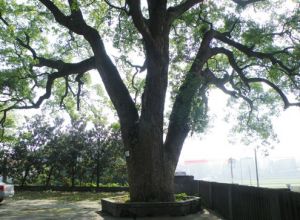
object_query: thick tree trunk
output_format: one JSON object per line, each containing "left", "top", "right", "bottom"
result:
{"left": 125, "top": 36, "right": 176, "bottom": 202}
{"left": 126, "top": 139, "right": 176, "bottom": 202}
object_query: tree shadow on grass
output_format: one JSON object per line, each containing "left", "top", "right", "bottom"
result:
{"left": 0, "top": 199, "right": 102, "bottom": 219}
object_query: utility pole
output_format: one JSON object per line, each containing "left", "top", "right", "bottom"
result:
{"left": 254, "top": 148, "right": 259, "bottom": 187}
{"left": 248, "top": 166, "right": 252, "bottom": 186}
{"left": 240, "top": 159, "right": 243, "bottom": 184}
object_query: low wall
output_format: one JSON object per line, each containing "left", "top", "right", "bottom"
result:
{"left": 15, "top": 177, "right": 300, "bottom": 219}
{"left": 174, "top": 175, "right": 197, "bottom": 195}
{"left": 174, "top": 177, "right": 300, "bottom": 220}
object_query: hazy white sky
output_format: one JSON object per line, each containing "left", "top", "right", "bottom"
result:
{"left": 179, "top": 89, "right": 300, "bottom": 164}
{"left": 178, "top": 0, "right": 300, "bottom": 164}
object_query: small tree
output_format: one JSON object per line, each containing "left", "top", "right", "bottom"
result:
{"left": 9, "top": 115, "right": 57, "bottom": 185}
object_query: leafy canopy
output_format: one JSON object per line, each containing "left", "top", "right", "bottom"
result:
{"left": 0, "top": 0, "right": 299, "bottom": 145}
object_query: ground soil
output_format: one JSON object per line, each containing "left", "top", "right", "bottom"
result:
{"left": 0, "top": 198, "right": 223, "bottom": 220}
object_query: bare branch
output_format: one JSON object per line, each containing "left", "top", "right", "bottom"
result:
{"left": 75, "top": 73, "right": 84, "bottom": 111}
{"left": 124, "top": 59, "right": 146, "bottom": 71}
{"left": 124, "top": 59, "right": 147, "bottom": 103}
{"left": 104, "top": 0, "right": 129, "bottom": 14}
{"left": 60, "top": 76, "right": 69, "bottom": 107}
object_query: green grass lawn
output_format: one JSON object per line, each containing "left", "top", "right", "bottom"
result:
{"left": 12, "top": 191, "right": 192, "bottom": 203}
{"left": 237, "top": 178, "right": 300, "bottom": 189}
{"left": 259, "top": 179, "right": 300, "bottom": 188}
{"left": 12, "top": 191, "right": 128, "bottom": 201}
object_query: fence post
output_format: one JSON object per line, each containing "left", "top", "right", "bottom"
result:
{"left": 192, "top": 180, "right": 199, "bottom": 196}
{"left": 208, "top": 182, "right": 213, "bottom": 209}
{"left": 228, "top": 184, "right": 233, "bottom": 220}
{"left": 269, "top": 190, "right": 281, "bottom": 220}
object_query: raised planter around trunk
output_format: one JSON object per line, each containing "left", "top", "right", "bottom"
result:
{"left": 101, "top": 196, "right": 201, "bottom": 217}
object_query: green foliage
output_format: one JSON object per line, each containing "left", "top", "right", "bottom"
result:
{"left": 1, "top": 114, "right": 127, "bottom": 187}
{"left": 175, "top": 193, "right": 188, "bottom": 201}
{"left": 226, "top": 85, "right": 281, "bottom": 149}
{"left": 0, "top": 0, "right": 299, "bottom": 163}
{"left": 189, "top": 90, "right": 209, "bottom": 134}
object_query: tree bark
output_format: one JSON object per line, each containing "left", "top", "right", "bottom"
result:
{"left": 96, "top": 151, "right": 100, "bottom": 188}
{"left": 21, "top": 165, "right": 30, "bottom": 187}
{"left": 125, "top": 28, "right": 174, "bottom": 201}
{"left": 45, "top": 165, "right": 54, "bottom": 187}
{"left": 126, "top": 141, "right": 175, "bottom": 202}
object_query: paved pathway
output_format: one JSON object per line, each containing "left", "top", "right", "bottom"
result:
{"left": 0, "top": 199, "right": 223, "bottom": 220}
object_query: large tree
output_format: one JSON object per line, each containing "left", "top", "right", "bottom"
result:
{"left": 0, "top": 0, "right": 299, "bottom": 202}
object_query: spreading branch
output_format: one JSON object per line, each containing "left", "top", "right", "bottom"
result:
{"left": 0, "top": 57, "right": 96, "bottom": 127}
{"left": 167, "top": 0, "right": 204, "bottom": 24}
{"left": 164, "top": 30, "right": 215, "bottom": 164}
{"left": 206, "top": 30, "right": 300, "bottom": 109}
{"left": 209, "top": 44, "right": 300, "bottom": 109}
{"left": 36, "top": 57, "right": 95, "bottom": 72}
{"left": 126, "top": 0, "right": 152, "bottom": 42}
{"left": 211, "top": 47, "right": 250, "bottom": 89}
{"left": 206, "top": 69, "right": 255, "bottom": 124}
{"left": 213, "top": 30, "right": 296, "bottom": 75}
{"left": 75, "top": 73, "right": 84, "bottom": 111}
{"left": 39, "top": 0, "right": 139, "bottom": 142}
{"left": 38, "top": 0, "right": 89, "bottom": 35}
{"left": 104, "top": 0, "right": 129, "bottom": 14}
{"left": 60, "top": 76, "right": 69, "bottom": 108}
{"left": 124, "top": 59, "right": 146, "bottom": 103}
{"left": 247, "top": 78, "right": 300, "bottom": 109}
